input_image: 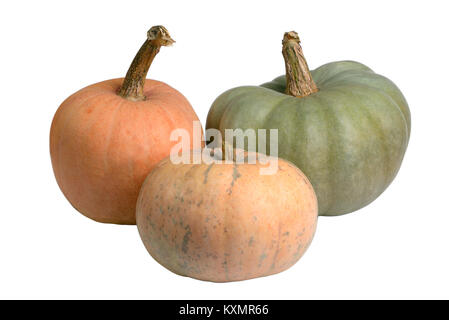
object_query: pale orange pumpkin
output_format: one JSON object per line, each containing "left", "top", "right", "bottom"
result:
{"left": 50, "top": 26, "right": 201, "bottom": 225}
{"left": 136, "top": 149, "right": 318, "bottom": 282}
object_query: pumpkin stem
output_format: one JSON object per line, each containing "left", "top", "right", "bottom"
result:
{"left": 221, "top": 139, "right": 235, "bottom": 162}
{"left": 282, "top": 31, "right": 318, "bottom": 98}
{"left": 117, "top": 26, "right": 175, "bottom": 101}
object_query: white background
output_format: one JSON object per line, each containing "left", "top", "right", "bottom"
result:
{"left": 1, "top": 0, "right": 448, "bottom": 299}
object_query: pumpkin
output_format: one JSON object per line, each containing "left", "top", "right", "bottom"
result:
{"left": 50, "top": 26, "right": 202, "bottom": 224}
{"left": 206, "top": 31, "right": 410, "bottom": 216}
{"left": 136, "top": 149, "right": 318, "bottom": 282}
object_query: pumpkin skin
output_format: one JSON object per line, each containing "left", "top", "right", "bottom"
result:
{"left": 136, "top": 150, "right": 318, "bottom": 282}
{"left": 206, "top": 60, "right": 410, "bottom": 216}
{"left": 50, "top": 78, "right": 201, "bottom": 224}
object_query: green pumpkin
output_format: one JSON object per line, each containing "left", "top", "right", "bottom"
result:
{"left": 206, "top": 31, "right": 410, "bottom": 216}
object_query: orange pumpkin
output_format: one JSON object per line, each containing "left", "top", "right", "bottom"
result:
{"left": 136, "top": 150, "right": 318, "bottom": 282}
{"left": 50, "top": 26, "right": 201, "bottom": 225}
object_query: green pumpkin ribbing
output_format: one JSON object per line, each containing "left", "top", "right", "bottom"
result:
{"left": 206, "top": 61, "right": 410, "bottom": 216}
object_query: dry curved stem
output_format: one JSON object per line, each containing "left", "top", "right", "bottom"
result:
{"left": 117, "top": 26, "right": 175, "bottom": 101}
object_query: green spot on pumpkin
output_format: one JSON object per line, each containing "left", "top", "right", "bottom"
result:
{"left": 226, "top": 163, "right": 241, "bottom": 195}
{"left": 203, "top": 163, "right": 214, "bottom": 184}
{"left": 258, "top": 253, "right": 267, "bottom": 267}
{"left": 181, "top": 226, "right": 192, "bottom": 254}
